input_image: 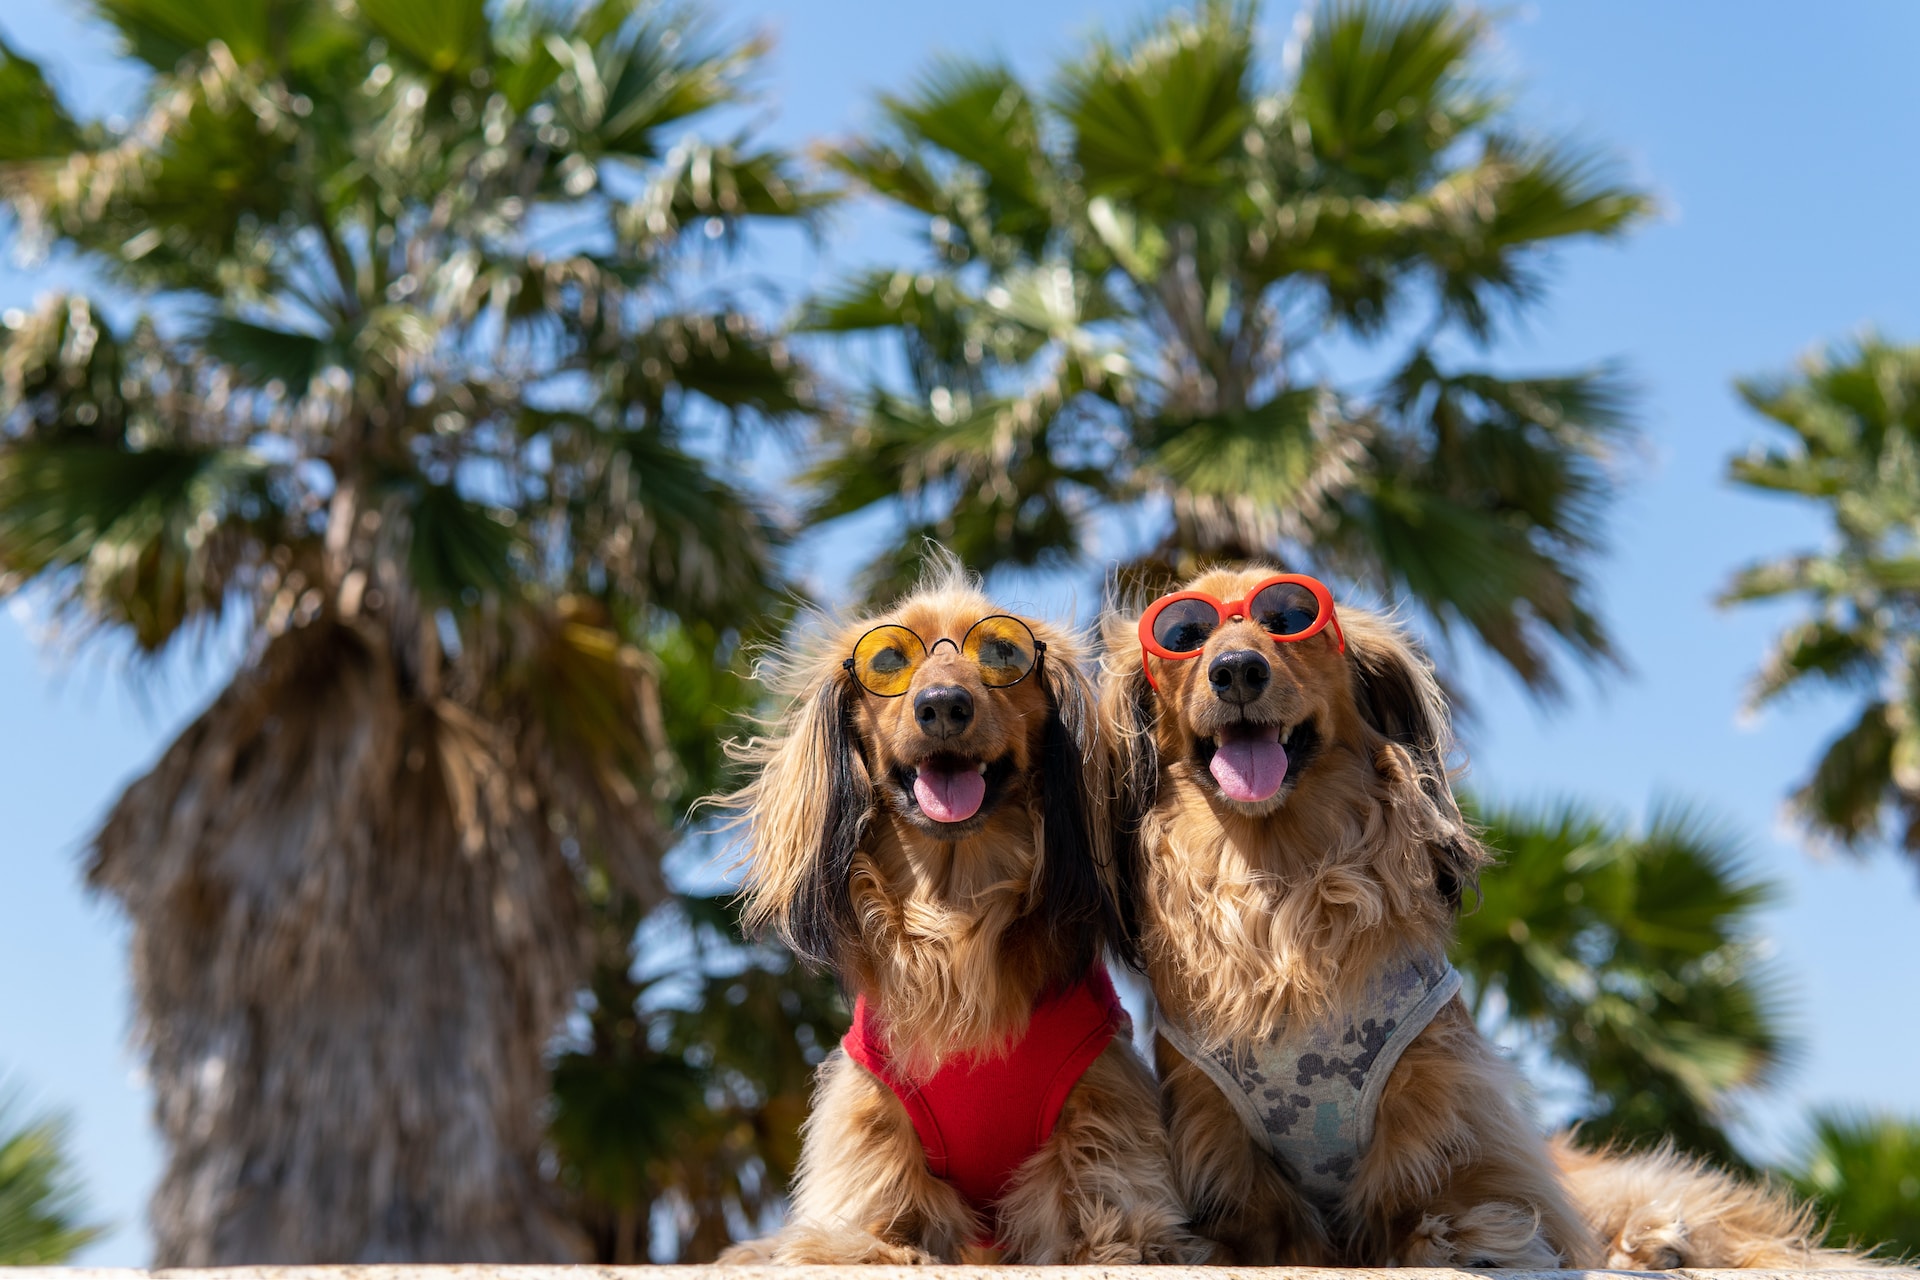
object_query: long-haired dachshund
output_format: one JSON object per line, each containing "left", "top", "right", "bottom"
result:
{"left": 1100, "top": 563, "right": 1581, "bottom": 1266}
{"left": 714, "top": 560, "right": 1204, "bottom": 1265}
{"left": 1101, "top": 563, "right": 1882, "bottom": 1268}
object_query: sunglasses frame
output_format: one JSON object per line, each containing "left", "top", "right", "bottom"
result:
{"left": 1137, "top": 573, "right": 1345, "bottom": 690}
{"left": 841, "top": 614, "right": 1047, "bottom": 697}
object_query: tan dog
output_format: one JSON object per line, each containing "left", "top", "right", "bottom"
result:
{"left": 715, "top": 561, "right": 1204, "bottom": 1265}
{"left": 1101, "top": 564, "right": 1593, "bottom": 1266}
{"left": 1102, "top": 563, "right": 1886, "bottom": 1268}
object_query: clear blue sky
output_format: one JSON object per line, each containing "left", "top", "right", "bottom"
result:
{"left": 4, "top": 0, "right": 1919, "bottom": 1265}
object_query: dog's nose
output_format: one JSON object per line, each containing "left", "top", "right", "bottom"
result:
{"left": 1208, "top": 649, "right": 1271, "bottom": 704}
{"left": 914, "top": 684, "right": 974, "bottom": 738}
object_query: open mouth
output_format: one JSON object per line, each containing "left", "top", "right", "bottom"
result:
{"left": 1192, "top": 717, "right": 1321, "bottom": 805}
{"left": 892, "top": 753, "right": 1015, "bottom": 829}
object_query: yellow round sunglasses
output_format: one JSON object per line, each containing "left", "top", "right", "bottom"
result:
{"left": 842, "top": 615, "right": 1045, "bottom": 697}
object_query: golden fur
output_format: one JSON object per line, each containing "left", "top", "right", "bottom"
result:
{"left": 1553, "top": 1136, "right": 1896, "bottom": 1268}
{"left": 1101, "top": 565, "right": 1590, "bottom": 1266}
{"left": 1103, "top": 562, "right": 1891, "bottom": 1269}
{"left": 714, "top": 558, "right": 1205, "bottom": 1264}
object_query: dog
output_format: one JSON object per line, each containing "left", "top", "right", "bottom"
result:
{"left": 1100, "top": 564, "right": 1598, "bottom": 1266}
{"left": 1102, "top": 563, "right": 1890, "bottom": 1269}
{"left": 713, "top": 560, "right": 1205, "bottom": 1265}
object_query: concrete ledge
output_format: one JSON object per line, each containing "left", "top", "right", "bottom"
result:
{"left": 7, "top": 1268, "right": 1903, "bottom": 1279}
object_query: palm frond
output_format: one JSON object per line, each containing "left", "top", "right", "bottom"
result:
{"left": 0, "top": 1088, "right": 103, "bottom": 1266}
{"left": 0, "top": 41, "right": 80, "bottom": 164}
{"left": 1787, "top": 1110, "right": 1920, "bottom": 1257}
{"left": 1290, "top": 0, "right": 1490, "bottom": 193}
{"left": 88, "top": 0, "right": 275, "bottom": 70}
{"left": 1056, "top": 0, "right": 1257, "bottom": 206}
{"left": 0, "top": 441, "right": 275, "bottom": 650}
{"left": 358, "top": 0, "right": 488, "bottom": 77}
{"left": 1456, "top": 796, "right": 1791, "bottom": 1164}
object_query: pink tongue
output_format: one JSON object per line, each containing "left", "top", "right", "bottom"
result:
{"left": 914, "top": 765, "right": 987, "bottom": 823}
{"left": 1210, "top": 736, "right": 1289, "bottom": 803}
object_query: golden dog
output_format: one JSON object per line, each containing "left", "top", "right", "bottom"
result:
{"left": 1102, "top": 563, "right": 1882, "bottom": 1268}
{"left": 715, "top": 561, "right": 1204, "bottom": 1265}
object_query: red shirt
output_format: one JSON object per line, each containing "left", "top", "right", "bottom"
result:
{"left": 842, "top": 967, "right": 1127, "bottom": 1212}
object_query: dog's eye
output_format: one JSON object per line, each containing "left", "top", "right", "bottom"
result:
{"left": 869, "top": 646, "right": 909, "bottom": 673}
{"left": 1151, "top": 598, "right": 1219, "bottom": 654}
{"left": 1251, "top": 582, "right": 1321, "bottom": 637}
{"left": 1166, "top": 622, "right": 1209, "bottom": 650}
{"left": 964, "top": 616, "right": 1039, "bottom": 686}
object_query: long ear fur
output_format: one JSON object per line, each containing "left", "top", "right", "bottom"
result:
{"left": 1094, "top": 608, "right": 1161, "bottom": 964}
{"left": 722, "top": 658, "right": 869, "bottom": 967}
{"left": 1033, "top": 638, "right": 1135, "bottom": 973}
{"left": 1343, "top": 611, "right": 1490, "bottom": 911}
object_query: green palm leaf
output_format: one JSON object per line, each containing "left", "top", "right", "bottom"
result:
{"left": 0, "top": 1087, "right": 103, "bottom": 1266}
{"left": 1456, "top": 797, "right": 1789, "bottom": 1166}
{"left": 1787, "top": 1111, "right": 1920, "bottom": 1257}
{"left": 1057, "top": 0, "right": 1256, "bottom": 206}
{"left": 0, "top": 41, "right": 80, "bottom": 164}
{"left": 89, "top": 0, "right": 275, "bottom": 70}
{"left": 1291, "top": 0, "right": 1489, "bottom": 191}
{"left": 1725, "top": 336, "right": 1920, "bottom": 864}
{"left": 884, "top": 60, "right": 1051, "bottom": 250}
{"left": 358, "top": 0, "right": 488, "bottom": 77}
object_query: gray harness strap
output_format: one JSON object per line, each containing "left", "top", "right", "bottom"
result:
{"left": 1159, "top": 953, "right": 1462, "bottom": 1204}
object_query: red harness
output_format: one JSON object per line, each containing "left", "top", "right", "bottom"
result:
{"left": 842, "top": 967, "right": 1126, "bottom": 1213}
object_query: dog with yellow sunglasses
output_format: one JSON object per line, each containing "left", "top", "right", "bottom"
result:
{"left": 715, "top": 557, "right": 1203, "bottom": 1264}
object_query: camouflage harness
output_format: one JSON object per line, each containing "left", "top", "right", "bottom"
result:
{"left": 1158, "top": 952, "right": 1462, "bottom": 1206}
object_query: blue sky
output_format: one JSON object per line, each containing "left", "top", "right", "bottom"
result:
{"left": 4, "top": 0, "right": 1919, "bottom": 1265}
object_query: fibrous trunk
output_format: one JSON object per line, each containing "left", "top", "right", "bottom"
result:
{"left": 91, "top": 622, "right": 590, "bottom": 1263}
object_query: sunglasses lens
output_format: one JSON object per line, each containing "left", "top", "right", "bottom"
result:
{"left": 1250, "top": 581, "right": 1321, "bottom": 637}
{"left": 852, "top": 625, "right": 924, "bottom": 696}
{"left": 964, "top": 616, "right": 1038, "bottom": 687}
{"left": 1151, "top": 598, "right": 1220, "bottom": 654}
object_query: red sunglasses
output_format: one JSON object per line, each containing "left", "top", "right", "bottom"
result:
{"left": 1137, "top": 573, "right": 1345, "bottom": 690}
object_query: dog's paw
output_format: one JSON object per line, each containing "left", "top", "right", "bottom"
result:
{"left": 1071, "top": 1239, "right": 1146, "bottom": 1265}
{"left": 1605, "top": 1204, "right": 1689, "bottom": 1270}
{"left": 1398, "top": 1212, "right": 1459, "bottom": 1265}
{"left": 1398, "top": 1203, "right": 1561, "bottom": 1269}
{"left": 715, "top": 1236, "right": 778, "bottom": 1265}
{"left": 769, "top": 1224, "right": 939, "bottom": 1266}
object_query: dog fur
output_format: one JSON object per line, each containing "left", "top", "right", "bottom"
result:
{"left": 714, "top": 560, "right": 1205, "bottom": 1265}
{"left": 1553, "top": 1136, "right": 1894, "bottom": 1268}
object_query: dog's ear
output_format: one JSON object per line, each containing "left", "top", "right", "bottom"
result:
{"left": 1344, "top": 611, "right": 1490, "bottom": 912}
{"left": 1095, "top": 610, "right": 1161, "bottom": 954}
{"left": 1032, "top": 636, "right": 1136, "bottom": 972}
{"left": 724, "top": 660, "right": 868, "bottom": 968}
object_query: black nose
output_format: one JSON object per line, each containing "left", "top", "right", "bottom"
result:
{"left": 1208, "top": 649, "right": 1271, "bottom": 704}
{"left": 914, "top": 684, "right": 974, "bottom": 739}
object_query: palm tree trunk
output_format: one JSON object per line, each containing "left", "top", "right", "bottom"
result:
{"left": 89, "top": 622, "right": 591, "bottom": 1263}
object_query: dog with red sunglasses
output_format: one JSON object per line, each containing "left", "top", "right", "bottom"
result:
{"left": 1101, "top": 564, "right": 1872, "bottom": 1268}
{"left": 1102, "top": 564, "right": 1575, "bottom": 1264}
{"left": 715, "top": 558, "right": 1205, "bottom": 1264}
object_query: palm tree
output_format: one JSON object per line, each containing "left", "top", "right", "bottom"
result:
{"left": 1454, "top": 798, "right": 1791, "bottom": 1168}
{"left": 1785, "top": 1110, "right": 1920, "bottom": 1258}
{"left": 0, "top": 1086, "right": 103, "bottom": 1265}
{"left": 1723, "top": 336, "right": 1920, "bottom": 870}
{"left": 804, "top": 0, "right": 1649, "bottom": 695}
{"left": 0, "top": 0, "right": 818, "bottom": 1262}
